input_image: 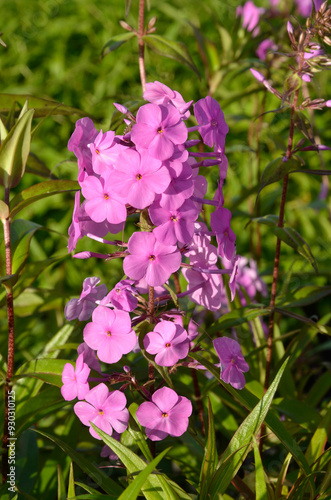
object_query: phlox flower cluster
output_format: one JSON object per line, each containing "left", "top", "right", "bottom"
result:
{"left": 63, "top": 81, "right": 250, "bottom": 457}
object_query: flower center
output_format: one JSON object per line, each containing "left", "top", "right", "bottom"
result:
{"left": 157, "top": 127, "right": 164, "bottom": 134}
{"left": 98, "top": 410, "right": 104, "bottom": 415}
{"left": 170, "top": 215, "right": 178, "bottom": 222}
{"left": 149, "top": 254, "right": 156, "bottom": 261}
{"left": 115, "top": 288, "right": 121, "bottom": 294}
{"left": 165, "top": 343, "right": 171, "bottom": 347}
{"left": 107, "top": 330, "right": 111, "bottom": 336}
{"left": 104, "top": 193, "right": 110, "bottom": 200}
{"left": 211, "top": 119, "right": 217, "bottom": 127}
{"left": 136, "top": 173, "right": 142, "bottom": 180}
{"left": 96, "top": 148, "right": 100, "bottom": 155}
{"left": 162, "top": 412, "right": 168, "bottom": 418}
{"left": 224, "top": 231, "right": 228, "bottom": 237}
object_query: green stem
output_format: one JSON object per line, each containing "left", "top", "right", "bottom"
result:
{"left": 138, "top": 0, "right": 146, "bottom": 92}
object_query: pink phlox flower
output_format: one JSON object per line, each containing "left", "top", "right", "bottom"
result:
{"left": 88, "top": 130, "right": 123, "bottom": 175}
{"left": 159, "top": 162, "right": 194, "bottom": 210}
{"left": 131, "top": 103, "right": 188, "bottom": 161}
{"left": 213, "top": 337, "right": 249, "bottom": 390}
{"left": 182, "top": 265, "right": 224, "bottom": 311}
{"left": 101, "top": 431, "right": 121, "bottom": 461}
{"left": 222, "top": 256, "right": 268, "bottom": 304}
{"left": 67, "top": 193, "right": 125, "bottom": 253}
{"left": 65, "top": 277, "right": 108, "bottom": 322}
{"left": 237, "top": 1, "right": 264, "bottom": 35}
{"left": 103, "top": 279, "right": 138, "bottom": 312}
{"left": 68, "top": 118, "right": 98, "bottom": 180}
{"left": 77, "top": 342, "right": 102, "bottom": 373}
{"left": 74, "top": 383, "right": 129, "bottom": 439}
{"left": 143, "top": 81, "right": 193, "bottom": 119}
{"left": 136, "top": 387, "right": 192, "bottom": 441}
{"left": 256, "top": 39, "right": 277, "bottom": 61}
{"left": 134, "top": 277, "right": 167, "bottom": 297}
{"left": 81, "top": 170, "right": 127, "bottom": 225}
{"left": 149, "top": 199, "right": 199, "bottom": 246}
{"left": 83, "top": 305, "right": 136, "bottom": 364}
{"left": 184, "top": 223, "right": 217, "bottom": 266}
{"left": 210, "top": 207, "right": 236, "bottom": 261}
{"left": 191, "top": 166, "right": 208, "bottom": 210}
{"left": 218, "top": 154, "right": 228, "bottom": 181}
{"left": 123, "top": 232, "right": 182, "bottom": 287}
{"left": 304, "top": 45, "right": 324, "bottom": 60}
{"left": 228, "top": 255, "right": 241, "bottom": 302}
{"left": 295, "top": 0, "right": 313, "bottom": 16}
{"left": 162, "top": 145, "right": 188, "bottom": 177}
{"left": 194, "top": 97, "right": 229, "bottom": 151}
{"left": 144, "top": 321, "right": 190, "bottom": 367}
{"left": 61, "top": 353, "right": 90, "bottom": 401}
{"left": 111, "top": 149, "right": 170, "bottom": 209}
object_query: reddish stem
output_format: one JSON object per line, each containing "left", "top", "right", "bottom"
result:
{"left": 138, "top": 0, "right": 146, "bottom": 92}
{"left": 2, "top": 188, "right": 15, "bottom": 484}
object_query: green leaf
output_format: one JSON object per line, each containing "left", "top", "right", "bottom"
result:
{"left": 0, "top": 108, "right": 34, "bottom": 188}
{"left": 14, "top": 358, "right": 72, "bottom": 386}
{"left": 294, "top": 111, "right": 315, "bottom": 143}
{"left": 57, "top": 464, "right": 66, "bottom": 500}
{"left": 257, "top": 157, "right": 302, "bottom": 199}
{"left": 199, "top": 397, "right": 217, "bottom": 500}
{"left": 128, "top": 404, "right": 154, "bottom": 461}
{"left": 247, "top": 214, "right": 279, "bottom": 227}
{"left": 253, "top": 439, "right": 268, "bottom": 500}
{"left": 0, "top": 200, "right": 9, "bottom": 219}
{"left": 91, "top": 425, "right": 178, "bottom": 500}
{"left": 33, "top": 429, "right": 123, "bottom": 497}
{"left": 9, "top": 179, "right": 79, "bottom": 218}
{"left": 117, "top": 447, "right": 170, "bottom": 500}
{"left": 305, "top": 405, "right": 331, "bottom": 465}
{"left": 0, "top": 117, "right": 8, "bottom": 142}
{"left": 275, "top": 452, "right": 292, "bottom": 499}
{"left": 208, "top": 305, "right": 269, "bottom": 334}
{"left": 15, "top": 386, "right": 66, "bottom": 436}
{"left": 143, "top": 34, "right": 200, "bottom": 77}
{"left": 190, "top": 353, "right": 313, "bottom": 479}
{"left": 68, "top": 462, "right": 75, "bottom": 499}
{"left": 26, "top": 153, "right": 57, "bottom": 179}
{"left": 207, "top": 359, "right": 288, "bottom": 497}
{"left": 273, "top": 226, "right": 318, "bottom": 273}
{"left": 276, "top": 285, "right": 331, "bottom": 308}
{"left": 163, "top": 283, "right": 179, "bottom": 308}
{"left": 0, "top": 94, "right": 92, "bottom": 118}
{"left": 101, "top": 33, "right": 135, "bottom": 57}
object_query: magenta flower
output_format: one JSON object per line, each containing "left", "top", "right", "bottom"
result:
{"left": 123, "top": 232, "right": 181, "bottom": 287}
{"left": 182, "top": 266, "right": 224, "bottom": 312}
{"left": 104, "top": 279, "right": 138, "bottom": 312}
{"left": 143, "top": 81, "right": 193, "bottom": 119}
{"left": 88, "top": 129, "right": 121, "bottom": 175}
{"left": 81, "top": 170, "right": 127, "bottom": 225}
{"left": 61, "top": 353, "right": 90, "bottom": 401}
{"left": 194, "top": 97, "right": 229, "bottom": 151}
{"left": 210, "top": 207, "right": 236, "bottom": 261}
{"left": 77, "top": 342, "right": 101, "bottom": 373}
{"left": 101, "top": 431, "right": 121, "bottom": 460}
{"left": 68, "top": 117, "right": 98, "bottom": 180}
{"left": 74, "top": 383, "right": 129, "bottom": 439}
{"left": 213, "top": 337, "right": 249, "bottom": 390}
{"left": 159, "top": 162, "right": 194, "bottom": 211}
{"left": 237, "top": 1, "right": 263, "bottom": 35}
{"left": 144, "top": 321, "right": 190, "bottom": 367}
{"left": 149, "top": 199, "right": 199, "bottom": 246}
{"left": 83, "top": 305, "right": 136, "bottom": 364}
{"left": 131, "top": 103, "right": 188, "bottom": 161}
{"left": 111, "top": 149, "right": 170, "bottom": 209}
{"left": 256, "top": 39, "right": 277, "bottom": 61}
{"left": 65, "top": 277, "right": 108, "bottom": 322}
{"left": 136, "top": 387, "right": 192, "bottom": 441}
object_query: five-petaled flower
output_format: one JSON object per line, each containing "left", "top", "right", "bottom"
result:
{"left": 136, "top": 387, "right": 192, "bottom": 441}
{"left": 213, "top": 337, "right": 249, "bottom": 390}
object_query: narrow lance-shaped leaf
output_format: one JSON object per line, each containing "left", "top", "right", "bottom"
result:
{"left": 256, "top": 157, "right": 302, "bottom": 200}
{"left": 143, "top": 34, "right": 200, "bottom": 77}
{"left": 253, "top": 438, "right": 268, "bottom": 500}
{"left": 0, "top": 94, "right": 93, "bottom": 118}
{"left": 273, "top": 226, "right": 318, "bottom": 273}
{"left": 101, "top": 32, "right": 135, "bottom": 58}
{"left": 199, "top": 397, "right": 217, "bottom": 500}
{"left": 207, "top": 358, "right": 289, "bottom": 497}
{"left": 32, "top": 428, "right": 123, "bottom": 498}
{"left": 0, "top": 107, "right": 34, "bottom": 188}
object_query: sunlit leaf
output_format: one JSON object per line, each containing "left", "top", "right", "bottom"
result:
{"left": 273, "top": 226, "right": 318, "bottom": 273}
{"left": 101, "top": 32, "right": 135, "bottom": 58}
